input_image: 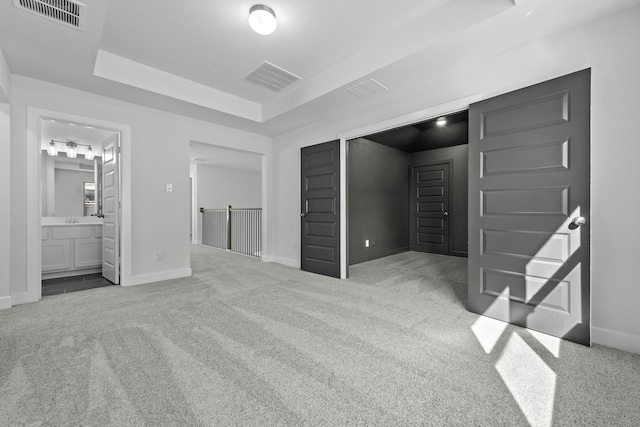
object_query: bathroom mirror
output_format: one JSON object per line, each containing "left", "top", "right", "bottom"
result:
{"left": 41, "top": 151, "right": 102, "bottom": 217}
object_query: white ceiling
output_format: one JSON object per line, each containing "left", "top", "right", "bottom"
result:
{"left": 1, "top": 0, "right": 639, "bottom": 137}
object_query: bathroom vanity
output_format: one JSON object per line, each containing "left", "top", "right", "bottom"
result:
{"left": 41, "top": 217, "right": 103, "bottom": 280}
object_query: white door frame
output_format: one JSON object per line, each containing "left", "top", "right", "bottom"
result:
{"left": 23, "top": 107, "right": 131, "bottom": 304}
{"left": 337, "top": 94, "right": 482, "bottom": 279}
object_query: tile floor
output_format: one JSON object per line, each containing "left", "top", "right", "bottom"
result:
{"left": 41, "top": 273, "right": 113, "bottom": 296}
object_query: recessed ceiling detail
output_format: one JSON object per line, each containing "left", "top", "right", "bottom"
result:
{"left": 244, "top": 61, "right": 301, "bottom": 92}
{"left": 347, "top": 79, "right": 388, "bottom": 99}
{"left": 13, "top": 0, "right": 85, "bottom": 30}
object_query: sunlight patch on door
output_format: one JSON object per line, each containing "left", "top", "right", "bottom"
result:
{"left": 526, "top": 206, "right": 581, "bottom": 278}
{"left": 496, "top": 333, "right": 556, "bottom": 427}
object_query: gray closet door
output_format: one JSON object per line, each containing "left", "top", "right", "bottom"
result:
{"left": 411, "top": 162, "right": 450, "bottom": 254}
{"left": 468, "top": 69, "right": 591, "bottom": 345}
{"left": 301, "top": 140, "right": 341, "bottom": 278}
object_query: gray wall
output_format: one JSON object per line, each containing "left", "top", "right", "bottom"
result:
{"left": 411, "top": 144, "right": 468, "bottom": 256}
{"left": 348, "top": 138, "right": 410, "bottom": 265}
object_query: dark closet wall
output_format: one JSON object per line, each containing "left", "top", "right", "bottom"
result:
{"left": 411, "top": 144, "right": 468, "bottom": 256}
{"left": 348, "top": 138, "right": 410, "bottom": 265}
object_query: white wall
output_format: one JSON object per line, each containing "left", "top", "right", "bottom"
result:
{"left": 270, "top": 9, "right": 640, "bottom": 353}
{"left": 194, "top": 164, "right": 261, "bottom": 244}
{"left": 54, "top": 169, "right": 94, "bottom": 217}
{"left": 0, "top": 48, "right": 10, "bottom": 102}
{"left": 9, "top": 76, "right": 271, "bottom": 302}
{"left": 0, "top": 102, "right": 11, "bottom": 309}
{"left": 1, "top": 50, "right": 11, "bottom": 309}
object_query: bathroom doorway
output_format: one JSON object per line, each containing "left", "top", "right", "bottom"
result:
{"left": 39, "top": 118, "right": 121, "bottom": 296}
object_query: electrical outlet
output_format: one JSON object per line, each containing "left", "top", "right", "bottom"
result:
{"left": 371, "top": 239, "right": 377, "bottom": 246}
{"left": 164, "top": 183, "right": 173, "bottom": 192}
{"left": 154, "top": 251, "right": 163, "bottom": 261}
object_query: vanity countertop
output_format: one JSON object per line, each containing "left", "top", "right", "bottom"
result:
{"left": 42, "top": 217, "right": 103, "bottom": 227}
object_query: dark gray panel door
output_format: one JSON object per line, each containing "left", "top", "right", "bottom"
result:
{"left": 411, "top": 163, "right": 450, "bottom": 254}
{"left": 468, "top": 69, "right": 591, "bottom": 345}
{"left": 301, "top": 140, "right": 340, "bottom": 278}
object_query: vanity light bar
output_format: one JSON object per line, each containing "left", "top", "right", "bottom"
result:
{"left": 47, "top": 139, "right": 95, "bottom": 160}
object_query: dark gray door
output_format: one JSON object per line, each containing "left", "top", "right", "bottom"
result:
{"left": 411, "top": 163, "right": 450, "bottom": 254}
{"left": 468, "top": 69, "right": 591, "bottom": 345}
{"left": 301, "top": 140, "right": 341, "bottom": 278}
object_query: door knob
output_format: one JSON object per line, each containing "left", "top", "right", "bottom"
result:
{"left": 300, "top": 212, "right": 306, "bottom": 217}
{"left": 442, "top": 211, "right": 449, "bottom": 218}
{"left": 572, "top": 216, "right": 586, "bottom": 226}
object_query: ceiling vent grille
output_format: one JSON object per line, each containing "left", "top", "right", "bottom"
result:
{"left": 13, "top": 0, "right": 86, "bottom": 30}
{"left": 244, "top": 61, "right": 301, "bottom": 92}
{"left": 347, "top": 79, "right": 388, "bottom": 99}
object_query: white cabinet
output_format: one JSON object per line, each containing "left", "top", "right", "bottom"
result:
{"left": 42, "top": 225, "right": 102, "bottom": 279}
{"left": 42, "top": 239, "right": 71, "bottom": 271}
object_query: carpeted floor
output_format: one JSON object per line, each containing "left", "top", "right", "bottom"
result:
{"left": 1, "top": 245, "right": 639, "bottom": 426}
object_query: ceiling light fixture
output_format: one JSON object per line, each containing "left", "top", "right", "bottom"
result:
{"left": 249, "top": 4, "right": 277, "bottom": 35}
{"left": 436, "top": 117, "right": 447, "bottom": 127}
{"left": 47, "top": 139, "right": 95, "bottom": 160}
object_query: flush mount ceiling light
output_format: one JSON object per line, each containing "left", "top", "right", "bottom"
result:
{"left": 249, "top": 4, "right": 277, "bottom": 35}
{"left": 436, "top": 116, "right": 447, "bottom": 126}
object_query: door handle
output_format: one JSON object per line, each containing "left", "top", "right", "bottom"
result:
{"left": 442, "top": 211, "right": 449, "bottom": 218}
{"left": 300, "top": 212, "right": 306, "bottom": 217}
{"left": 572, "top": 216, "right": 586, "bottom": 227}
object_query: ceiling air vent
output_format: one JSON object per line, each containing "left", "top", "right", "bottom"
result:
{"left": 244, "top": 61, "right": 301, "bottom": 92}
{"left": 13, "top": 0, "right": 86, "bottom": 30}
{"left": 347, "top": 79, "right": 388, "bottom": 99}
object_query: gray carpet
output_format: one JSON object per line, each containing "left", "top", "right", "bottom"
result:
{"left": 1, "top": 245, "right": 638, "bottom": 426}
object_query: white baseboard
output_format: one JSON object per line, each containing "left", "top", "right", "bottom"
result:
{"left": 10, "top": 291, "right": 33, "bottom": 306}
{"left": 0, "top": 296, "right": 12, "bottom": 310}
{"left": 270, "top": 256, "right": 299, "bottom": 269}
{"left": 592, "top": 326, "right": 640, "bottom": 355}
{"left": 125, "top": 268, "right": 193, "bottom": 287}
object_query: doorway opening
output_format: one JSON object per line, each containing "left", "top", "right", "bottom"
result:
{"left": 39, "top": 117, "right": 122, "bottom": 296}
{"left": 189, "top": 141, "right": 264, "bottom": 259}
{"left": 347, "top": 110, "right": 469, "bottom": 267}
